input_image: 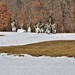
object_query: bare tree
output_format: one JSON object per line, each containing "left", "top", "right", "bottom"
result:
{"left": 61, "top": 0, "right": 65, "bottom": 33}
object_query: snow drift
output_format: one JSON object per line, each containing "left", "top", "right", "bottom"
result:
{"left": 0, "top": 32, "right": 75, "bottom": 46}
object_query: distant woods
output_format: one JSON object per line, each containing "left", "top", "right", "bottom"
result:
{"left": 0, "top": 0, "right": 75, "bottom": 33}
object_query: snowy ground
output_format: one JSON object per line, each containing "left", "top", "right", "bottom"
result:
{"left": 0, "top": 32, "right": 75, "bottom": 47}
{"left": 0, "top": 53, "right": 75, "bottom": 75}
{"left": 0, "top": 32, "right": 75, "bottom": 75}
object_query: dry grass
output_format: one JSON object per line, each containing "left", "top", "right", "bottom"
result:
{"left": 0, "top": 40, "right": 75, "bottom": 57}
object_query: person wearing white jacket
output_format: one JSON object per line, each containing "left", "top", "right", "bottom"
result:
{"left": 11, "top": 21, "right": 16, "bottom": 32}
{"left": 27, "top": 22, "right": 31, "bottom": 32}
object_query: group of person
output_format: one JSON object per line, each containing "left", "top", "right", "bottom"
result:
{"left": 27, "top": 16, "right": 56, "bottom": 34}
{"left": 11, "top": 16, "right": 57, "bottom": 34}
{"left": 33, "top": 22, "right": 56, "bottom": 34}
{"left": 27, "top": 22, "right": 56, "bottom": 34}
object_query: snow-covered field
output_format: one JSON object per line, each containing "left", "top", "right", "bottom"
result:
{"left": 0, "top": 32, "right": 75, "bottom": 75}
{"left": 0, "top": 54, "right": 75, "bottom": 75}
{"left": 0, "top": 32, "right": 75, "bottom": 46}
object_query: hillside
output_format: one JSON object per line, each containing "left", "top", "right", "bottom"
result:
{"left": 0, "top": 0, "right": 75, "bottom": 32}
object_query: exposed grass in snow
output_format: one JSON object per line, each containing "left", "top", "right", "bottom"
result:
{"left": 0, "top": 40, "right": 75, "bottom": 57}
{"left": 0, "top": 35, "right": 4, "bottom": 36}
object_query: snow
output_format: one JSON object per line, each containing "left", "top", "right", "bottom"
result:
{"left": 0, "top": 53, "right": 75, "bottom": 75}
{"left": 17, "top": 29, "right": 26, "bottom": 33}
{"left": 0, "top": 32, "right": 75, "bottom": 75}
{"left": 0, "top": 32, "right": 75, "bottom": 47}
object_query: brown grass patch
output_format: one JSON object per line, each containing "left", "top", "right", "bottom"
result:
{"left": 0, "top": 40, "right": 75, "bottom": 57}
